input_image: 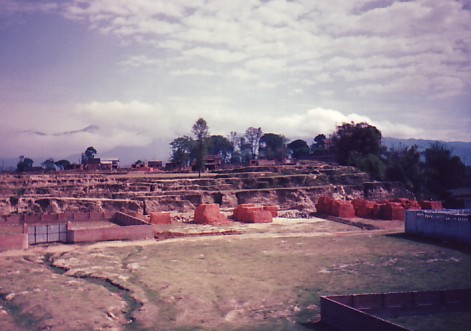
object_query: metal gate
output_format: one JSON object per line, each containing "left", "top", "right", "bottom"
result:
{"left": 28, "top": 224, "right": 67, "bottom": 245}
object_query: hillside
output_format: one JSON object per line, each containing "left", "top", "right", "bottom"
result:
{"left": 0, "top": 161, "right": 412, "bottom": 216}
{"left": 383, "top": 137, "right": 471, "bottom": 165}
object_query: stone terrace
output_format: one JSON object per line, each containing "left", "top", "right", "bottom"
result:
{"left": 0, "top": 161, "right": 413, "bottom": 216}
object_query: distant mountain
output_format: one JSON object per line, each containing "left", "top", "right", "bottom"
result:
{"left": 383, "top": 137, "right": 471, "bottom": 165}
{"left": 99, "top": 138, "right": 170, "bottom": 167}
{"left": 0, "top": 138, "right": 171, "bottom": 171}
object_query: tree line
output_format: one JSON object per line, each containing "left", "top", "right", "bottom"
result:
{"left": 14, "top": 118, "right": 465, "bottom": 202}
{"left": 171, "top": 119, "right": 466, "bottom": 201}
{"left": 15, "top": 146, "right": 97, "bottom": 172}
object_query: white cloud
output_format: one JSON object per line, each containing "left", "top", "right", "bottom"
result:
{"left": 58, "top": 0, "right": 471, "bottom": 97}
{"left": 170, "top": 68, "right": 218, "bottom": 77}
{"left": 119, "top": 55, "right": 161, "bottom": 67}
{"left": 51, "top": 0, "right": 471, "bottom": 99}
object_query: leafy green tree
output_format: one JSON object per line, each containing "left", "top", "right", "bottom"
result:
{"left": 245, "top": 127, "right": 263, "bottom": 160}
{"left": 16, "top": 155, "right": 34, "bottom": 172}
{"left": 332, "top": 122, "right": 383, "bottom": 165}
{"left": 385, "top": 146, "right": 423, "bottom": 195}
{"left": 287, "top": 139, "right": 310, "bottom": 160}
{"left": 41, "top": 158, "right": 57, "bottom": 171}
{"left": 170, "top": 136, "right": 194, "bottom": 169}
{"left": 312, "top": 134, "right": 327, "bottom": 151}
{"left": 192, "top": 118, "right": 209, "bottom": 176}
{"left": 350, "top": 152, "right": 385, "bottom": 180}
{"left": 81, "top": 146, "right": 97, "bottom": 164}
{"left": 207, "top": 135, "right": 234, "bottom": 163}
{"left": 423, "top": 142, "right": 465, "bottom": 200}
{"left": 259, "top": 133, "right": 288, "bottom": 161}
{"left": 55, "top": 159, "right": 71, "bottom": 170}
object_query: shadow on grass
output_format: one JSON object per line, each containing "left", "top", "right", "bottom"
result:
{"left": 386, "top": 233, "right": 471, "bottom": 255}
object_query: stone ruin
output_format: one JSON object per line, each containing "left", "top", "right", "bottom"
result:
{"left": 316, "top": 196, "right": 442, "bottom": 221}
{"left": 0, "top": 161, "right": 415, "bottom": 217}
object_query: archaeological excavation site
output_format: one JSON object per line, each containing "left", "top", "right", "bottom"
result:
{"left": 1, "top": 161, "right": 470, "bottom": 330}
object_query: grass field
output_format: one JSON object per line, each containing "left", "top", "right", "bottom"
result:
{"left": 1, "top": 218, "right": 471, "bottom": 330}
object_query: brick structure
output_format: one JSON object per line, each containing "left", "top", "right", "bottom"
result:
{"left": 0, "top": 212, "right": 153, "bottom": 250}
{"left": 232, "top": 204, "right": 273, "bottom": 223}
{"left": 150, "top": 212, "right": 172, "bottom": 224}
{"left": 233, "top": 204, "right": 257, "bottom": 222}
{"left": 331, "top": 200, "right": 355, "bottom": 218}
{"left": 194, "top": 204, "right": 230, "bottom": 225}
{"left": 315, "top": 196, "right": 334, "bottom": 214}
{"left": 419, "top": 200, "right": 443, "bottom": 210}
{"left": 380, "top": 203, "right": 405, "bottom": 221}
{"left": 248, "top": 210, "right": 273, "bottom": 223}
{"left": 352, "top": 199, "right": 379, "bottom": 219}
{"left": 394, "top": 198, "right": 421, "bottom": 210}
{"left": 263, "top": 205, "right": 279, "bottom": 217}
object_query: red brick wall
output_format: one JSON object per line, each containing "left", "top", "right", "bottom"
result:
{"left": 150, "top": 212, "right": 172, "bottom": 224}
{"left": 67, "top": 224, "right": 153, "bottom": 243}
{"left": 194, "top": 204, "right": 230, "bottom": 225}
{"left": 0, "top": 233, "right": 28, "bottom": 251}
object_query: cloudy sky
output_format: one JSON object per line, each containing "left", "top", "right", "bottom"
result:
{"left": 1, "top": 0, "right": 470, "bottom": 163}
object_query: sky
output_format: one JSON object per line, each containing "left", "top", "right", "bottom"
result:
{"left": 1, "top": 0, "right": 470, "bottom": 164}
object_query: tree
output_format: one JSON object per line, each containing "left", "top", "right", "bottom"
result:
{"left": 55, "top": 159, "right": 71, "bottom": 170}
{"left": 41, "top": 158, "right": 57, "bottom": 171}
{"left": 423, "top": 142, "right": 465, "bottom": 200}
{"left": 350, "top": 152, "right": 385, "bottom": 180}
{"left": 312, "top": 134, "right": 327, "bottom": 151}
{"left": 245, "top": 127, "right": 263, "bottom": 160}
{"left": 259, "top": 133, "right": 288, "bottom": 161}
{"left": 192, "top": 118, "right": 209, "bottom": 176}
{"left": 170, "top": 136, "right": 194, "bottom": 169}
{"left": 331, "top": 122, "right": 383, "bottom": 165}
{"left": 81, "top": 146, "right": 97, "bottom": 164}
{"left": 287, "top": 139, "right": 310, "bottom": 160}
{"left": 16, "top": 156, "right": 34, "bottom": 172}
{"left": 385, "top": 145, "right": 423, "bottom": 195}
{"left": 207, "top": 135, "right": 234, "bottom": 163}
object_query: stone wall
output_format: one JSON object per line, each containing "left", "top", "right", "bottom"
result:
{"left": 0, "top": 233, "right": 28, "bottom": 251}
{"left": 67, "top": 224, "right": 153, "bottom": 243}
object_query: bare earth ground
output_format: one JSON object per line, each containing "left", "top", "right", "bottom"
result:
{"left": 1, "top": 216, "right": 471, "bottom": 331}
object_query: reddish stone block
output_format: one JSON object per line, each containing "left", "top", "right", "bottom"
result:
{"left": 194, "top": 204, "right": 230, "bottom": 225}
{"left": 233, "top": 204, "right": 272, "bottom": 223}
{"left": 233, "top": 204, "right": 260, "bottom": 222}
{"left": 352, "top": 199, "right": 366, "bottom": 211}
{"left": 150, "top": 212, "right": 172, "bottom": 225}
{"left": 248, "top": 210, "right": 273, "bottom": 223}
{"left": 316, "top": 196, "right": 335, "bottom": 214}
{"left": 381, "top": 203, "right": 405, "bottom": 220}
{"left": 352, "top": 199, "right": 379, "bottom": 218}
{"left": 263, "top": 205, "right": 279, "bottom": 217}
{"left": 419, "top": 201, "right": 443, "bottom": 210}
{"left": 372, "top": 203, "right": 385, "bottom": 219}
{"left": 233, "top": 204, "right": 256, "bottom": 221}
{"left": 394, "top": 198, "right": 421, "bottom": 210}
{"left": 331, "top": 201, "right": 355, "bottom": 218}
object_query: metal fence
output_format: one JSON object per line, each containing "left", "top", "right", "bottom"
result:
{"left": 405, "top": 210, "right": 471, "bottom": 244}
{"left": 28, "top": 224, "right": 67, "bottom": 245}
